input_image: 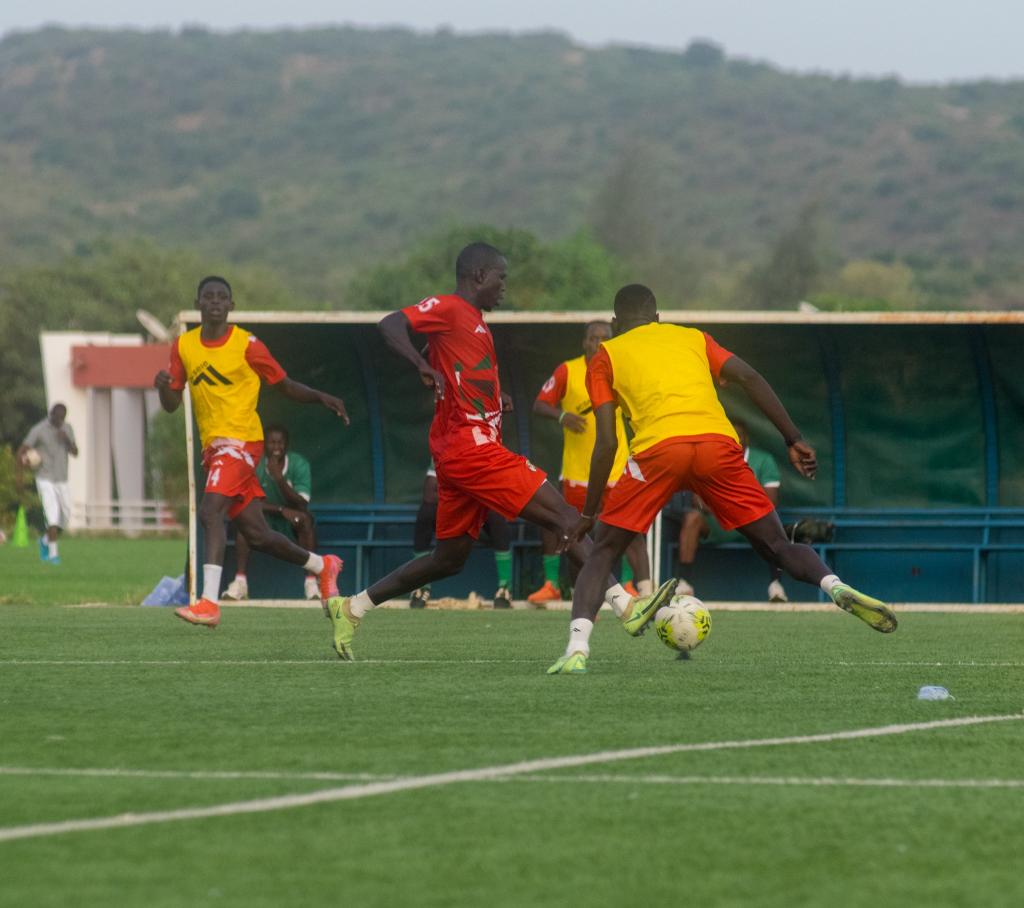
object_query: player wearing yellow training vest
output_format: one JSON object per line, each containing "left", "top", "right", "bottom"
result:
{"left": 530, "top": 320, "right": 652, "bottom": 603}
{"left": 548, "top": 284, "right": 897, "bottom": 674}
{"left": 154, "top": 275, "right": 350, "bottom": 629}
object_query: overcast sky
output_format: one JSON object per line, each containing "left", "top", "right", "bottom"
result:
{"left": 4, "top": 1, "right": 1022, "bottom": 84}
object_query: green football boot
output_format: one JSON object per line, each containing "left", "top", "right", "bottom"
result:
{"left": 830, "top": 583, "right": 898, "bottom": 633}
{"left": 621, "top": 578, "right": 677, "bottom": 637}
{"left": 546, "top": 651, "right": 588, "bottom": 675}
{"left": 324, "top": 596, "right": 360, "bottom": 660}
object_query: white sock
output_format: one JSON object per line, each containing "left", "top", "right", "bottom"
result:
{"left": 605, "top": 583, "right": 633, "bottom": 618}
{"left": 820, "top": 574, "right": 842, "bottom": 596}
{"left": 566, "top": 618, "right": 594, "bottom": 656}
{"left": 637, "top": 579, "right": 653, "bottom": 597}
{"left": 202, "top": 564, "right": 223, "bottom": 603}
{"left": 48, "top": 540, "right": 58, "bottom": 559}
{"left": 305, "top": 553, "right": 325, "bottom": 575}
{"left": 234, "top": 573, "right": 247, "bottom": 582}
{"left": 348, "top": 590, "right": 375, "bottom": 619}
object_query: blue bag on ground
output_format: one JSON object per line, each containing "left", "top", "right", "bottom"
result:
{"left": 142, "top": 575, "right": 189, "bottom": 607}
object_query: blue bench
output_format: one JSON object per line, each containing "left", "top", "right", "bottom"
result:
{"left": 231, "top": 504, "right": 1024, "bottom": 602}
{"left": 662, "top": 508, "right": 1024, "bottom": 603}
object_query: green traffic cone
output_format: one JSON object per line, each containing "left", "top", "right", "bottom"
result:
{"left": 12, "top": 505, "right": 29, "bottom": 547}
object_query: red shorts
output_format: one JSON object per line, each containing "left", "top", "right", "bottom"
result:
{"left": 561, "top": 479, "right": 619, "bottom": 514}
{"left": 202, "top": 440, "right": 265, "bottom": 520}
{"left": 600, "top": 437, "right": 774, "bottom": 534}
{"left": 434, "top": 439, "right": 547, "bottom": 539}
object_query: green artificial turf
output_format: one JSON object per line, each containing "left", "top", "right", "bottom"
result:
{"left": 1, "top": 580, "right": 1022, "bottom": 907}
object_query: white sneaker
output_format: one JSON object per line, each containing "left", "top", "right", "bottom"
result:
{"left": 675, "top": 578, "right": 695, "bottom": 596}
{"left": 768, "top": 579, "right": 789, "bottom": 603}
{"left": 304, "top": 575, "right": 320, "bottom": 600}
{"left": 222, "top": 576, "right": 248, "bottom": 601}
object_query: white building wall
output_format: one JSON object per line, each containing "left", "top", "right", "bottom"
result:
{"left": 39, "top": 332, "right": 142, "bottom": 530}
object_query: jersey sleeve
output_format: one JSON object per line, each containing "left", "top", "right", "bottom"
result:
{"left": 290, "top": 454, "right": 312, "bottom": 501}
{"left": 585, "top": 346, "right": 616, "bottom": 409}
{"left": 402, "top": 296, "right": 454, "bottom": 335}
{"left": 758, "top": 450, "right": 782, "bottom": 489}
{"left": 23, "top": 423, "right": 41, "bottom": 448}
{"left": 703, "top": 332, "right": 735, "bottom": 381}
{"left": 536, "top": 362, "right": 569, "bottom": 407}
{"left": 167, "top": 337, "right": 187, "bottom": 391}
{"left": 245, "top": 335, "right": 287, "bottom": 385}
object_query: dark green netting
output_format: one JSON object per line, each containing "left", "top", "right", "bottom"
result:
{"left": 188, "top": 317, "right": 1021, "bottom": 511}
{"left": 984, "top": 325, "right": 1024, "bottom": 506}
{"left": 248, "top": 323, "right": 374, "bottom": 504}
{"left": 835, "top": 326, "right": 985, "bottom": 508}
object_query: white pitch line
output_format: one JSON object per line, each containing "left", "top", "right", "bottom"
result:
{"left": 0, "top": 659, "right": 536, "bottom": 667}
{"left": 512, "top": 774, "right": 1024, "bottom": 790}
{"left": 0, "top": 712, "right": 1019, "bottom": 844}
{"left": 0, "top": 767, "right": 396, "bottom": 783}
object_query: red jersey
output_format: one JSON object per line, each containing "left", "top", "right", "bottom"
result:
{"left": 402, "top": 294, "right": 501, "bottom": 456}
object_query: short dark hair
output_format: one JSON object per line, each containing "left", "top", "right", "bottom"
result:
{"left": 197, "top": 275, "right": 232, "bottom": 297}
{"left": 455, "top": 243, "right": 503, "bottom": 279}
{"left": 613, "top": 284, "right": 657, "bottom": 320}
{"left": 264, "top": 423, "right": 290, "bottom": 445}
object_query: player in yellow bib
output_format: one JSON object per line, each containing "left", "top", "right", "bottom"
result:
{"left": 154, "top": 275, "right": 350, "bottom": 628}
{"left": 530, "top": 321, "right": 651, "bottom": 602}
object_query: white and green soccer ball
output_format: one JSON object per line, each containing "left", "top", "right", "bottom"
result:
{"left": 654, "top": 595, "right": 712, "bottom": 653}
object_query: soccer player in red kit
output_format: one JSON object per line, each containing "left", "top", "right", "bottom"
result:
{"left": 321, "top": 244, "right": 675, "bottom": 660}
{"left": 550, "top": 283, "right": 897, "bottom": 672}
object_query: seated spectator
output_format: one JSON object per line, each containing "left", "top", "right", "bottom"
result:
{"left": 223, "top": 424, "right": 317, "bottom": 600}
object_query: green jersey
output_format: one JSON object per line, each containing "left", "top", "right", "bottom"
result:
{"left": 256, "top": 452, "right": 312, "bottom": 507}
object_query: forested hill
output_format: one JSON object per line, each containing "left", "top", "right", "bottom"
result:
{"left": 2, "top": 26, "right": 1024, "bottom": 306}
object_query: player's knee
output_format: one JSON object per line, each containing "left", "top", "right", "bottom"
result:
{"left": 431, "top": 548, "right": 469, "bottom": 577}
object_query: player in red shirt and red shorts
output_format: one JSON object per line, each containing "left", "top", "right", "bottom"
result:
{"left": 551, "top": 284, "right": 897, "bottom": 672}
{"left": 321, "top": 244, "right": 677, "bottom": 661}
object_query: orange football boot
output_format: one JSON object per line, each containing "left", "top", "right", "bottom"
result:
{"left": 527, "top": 580, "right": 562, "bottom": 604}
{"left": 174, "top": 598, "right": 220, "bottom": 628}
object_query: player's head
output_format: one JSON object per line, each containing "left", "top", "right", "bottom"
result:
{"left": 612, "top": 285, "right": 659, "bottom": 333}
{"left": 49, "top": 403, "right": 67, "bottom": 426}
{"left": 195, "top": 275, "right": 234, "bottom": 323}
{"left": 264, "top": 424, "right": 290, "bottom": 458}
{"left": 455, "top": 243, "right": 507, "bottom": 311}
{"left": 731, "top": 418, "right": 750, "bottom": 449}
{"left": 582, "top": 320, "right": 612, "bottom": 359}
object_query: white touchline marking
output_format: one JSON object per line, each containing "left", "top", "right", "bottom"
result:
{"left": 0, "top": 659, "right": 538, "bottom": 666}
{"left": 0, "top": 712, "right": 1020, "bottom": 843}
{"left": 0, "top": 767, "right": 396, "bottom": 783}
{"left": 509, "top": 774, "right": 1024, "bottom": 790}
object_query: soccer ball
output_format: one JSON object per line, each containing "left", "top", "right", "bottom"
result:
{"left": 20, "top": 448, "right": 42, "bottom": 471}
{"left": 654, "top": 595, "right": 712, "bottom": 653}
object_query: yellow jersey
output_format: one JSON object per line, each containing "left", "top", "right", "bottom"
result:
{"left": 168, "top": 325, "right": 287, "bottom": 448}
{"left": 586, "top": 323, "right": 738, "bottom": 454}
{"left": 537, "top": 355, "right": 630, "bottom": 484}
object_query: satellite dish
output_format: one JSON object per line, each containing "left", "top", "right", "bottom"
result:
{"left": 136, "top": 309, "right": 172, "bottom": 342}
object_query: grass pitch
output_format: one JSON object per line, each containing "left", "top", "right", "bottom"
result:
{"left": 1, "top": 538, "right": 1023, "bottom": 907}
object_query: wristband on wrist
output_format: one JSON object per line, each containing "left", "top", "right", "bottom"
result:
{"left": 580, "top": 512, "right": 596, "bottom": 520}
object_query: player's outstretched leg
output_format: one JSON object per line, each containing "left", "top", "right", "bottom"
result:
{"left": 324, "top": 536, "right": 476, "bottom": 660}
{"left": 738, "top": 511, "right": 897, "bottom": 633}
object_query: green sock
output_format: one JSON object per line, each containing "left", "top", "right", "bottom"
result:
{"left": 543, "top": 554, "right": 560, "bottom": 585}
{"left": 494, "top": 550, "right": 512, "bottom": 588}
{"left": 621, "top": 559, "right": 634, "bottom": 583}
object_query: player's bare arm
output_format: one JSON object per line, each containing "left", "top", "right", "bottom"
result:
{"left": 719, "top": 355, "right": 817, "bottom": 479}
{"left": 154, "top": 369, "right": 183, "bottom": 413}
{"left": 378, "top": 310, "right": 445, "bottom": 399}
{"left": 264, "top": 459, "right": 309, "bottom": 513}
{"left": 533, "top": 399, "right": 587, "bottom": 433}
{"left": 274, "top": 377, "right": 350, "bottom": 426}
{"left": 566, "top": 401, "right": 619, "bottom": 545}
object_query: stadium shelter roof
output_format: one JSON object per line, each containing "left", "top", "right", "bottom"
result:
{"left": 177, "top": 310, "right": 1024, "bottom": 327}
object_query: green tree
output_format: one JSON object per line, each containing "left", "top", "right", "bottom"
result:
{"left": 346, "top": 225, "right": 628, "bottom": 311}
